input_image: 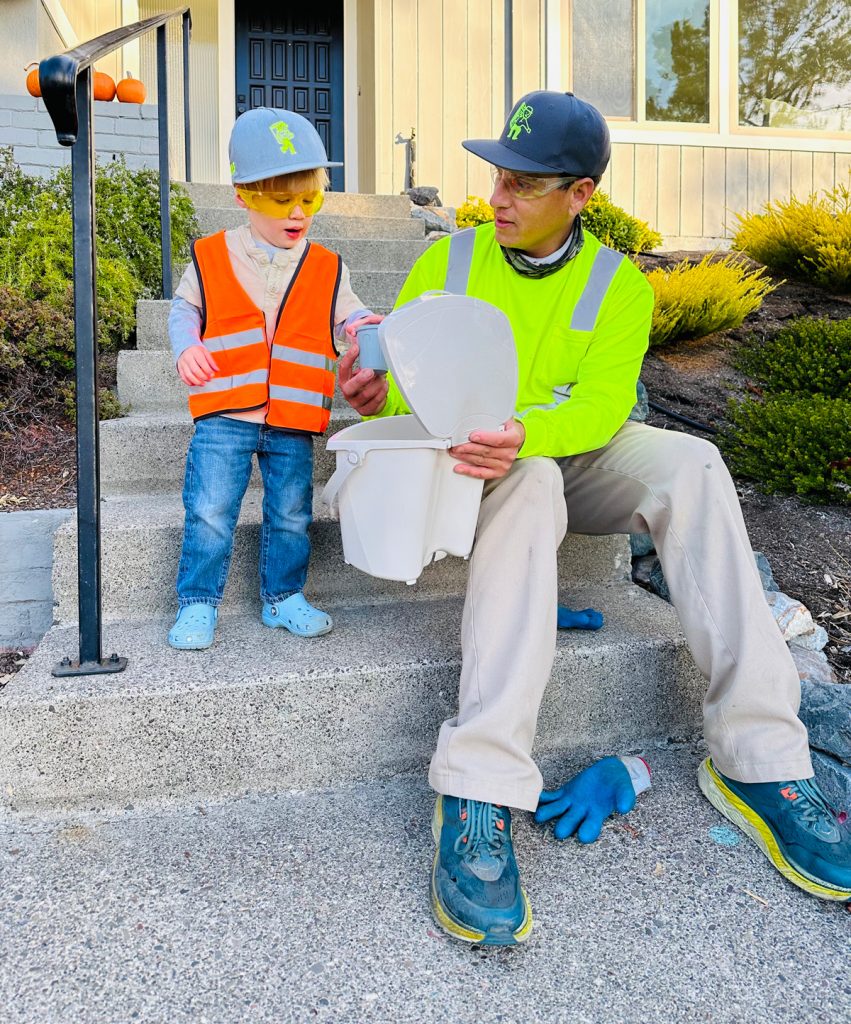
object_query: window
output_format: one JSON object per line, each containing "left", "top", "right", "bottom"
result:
{"left": 645, "top": 0, "right": 710, "bottom": 123}
{"left": 738, "top": 0, "right": 851, "bottom": 131}
{"left": 572, "top": 0, "right": 635, "bottom": 118}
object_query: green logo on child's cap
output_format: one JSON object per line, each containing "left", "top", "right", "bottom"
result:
{"left": 507, "top": 102, "right": 534, "bottom": 140}
{"left": 269, "top": 120, "right": 297, "bottom": 155}
{"left": 230, "top": 161, "right": 236, "bottom": 176}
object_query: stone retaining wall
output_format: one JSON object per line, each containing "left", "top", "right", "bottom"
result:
{"left": 0, "top": 93, "right": 159, "bottom": 176}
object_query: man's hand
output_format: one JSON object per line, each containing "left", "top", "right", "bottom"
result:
{"left": 449, "top": 418, "right": 525, "bottom": 480}
{"left": 338, "top": 336, "right": 389, "bottom": 416}
{"left": 177, "top": 344, "right": 219, "bottom": 387}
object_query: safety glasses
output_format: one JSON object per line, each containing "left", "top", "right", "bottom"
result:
{"left": 236, "top": 188, "right": 325, "bottom": 218}
{"left": 490, "top": 166, "right": 578, "bottom": 199}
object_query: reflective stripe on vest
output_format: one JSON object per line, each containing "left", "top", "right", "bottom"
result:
{"left": 442, "top": 228, "right": 628, "bottom": 415}
{"left": 188, "top": 232, "right": 340, "bottom": 432}
{"left": 443, "top": 227, "right": 477, "bottom": 294}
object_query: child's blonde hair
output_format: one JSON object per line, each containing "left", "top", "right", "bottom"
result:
{"left": 242, "top": 167, "right": 329, "bottom": 193}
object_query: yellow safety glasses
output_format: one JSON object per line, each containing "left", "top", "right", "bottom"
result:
{"left": 236, "top": 188, "right": 325, "bottom": 218}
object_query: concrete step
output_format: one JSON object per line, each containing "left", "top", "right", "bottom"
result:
{"left": 181, "top": 181, "right": 413, "bottom": 219}
{"left": 52, "top": 492, "right": 632, "bottom": 622}
{"left": 193, "top": 207, "right": 426, "bottom": 240}
{"left": 0, "top": 588, "right": 702, "bottom": 811}
{"left": 177, "top": 233, "right": 429, "bottom": 274}
{"left": 99, "top": 408, "right": 360, "bottom": 494}
{"left": 2, "top": 750, "right": 847, "bottom": 1024}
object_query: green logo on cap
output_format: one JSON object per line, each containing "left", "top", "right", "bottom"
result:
{"left": 507, "top": 102, "right": 534, "bottom": 140}
{"left": 269, "top": 119, "right": 297, "bottom": 155}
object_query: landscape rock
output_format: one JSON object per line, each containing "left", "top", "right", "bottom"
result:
{"left": 406, "top": 186, "right": 441, "bottom": 206}
{"left": 630, "top": 533, "right": 655, "bottom": 558}
{"left": 765, "top": 590, "right": 816, "bottom": 641}
{"left": 799, "top": 680, "right": 851, "bottom": 763}
{"left": 812, "top": 749, "right": 851, "bottom": 813}
{"left": 410, "top": 206, "right": 457, "bottom": 233}
{"left": 753, "top": 551, "right": 778, "bottom": 593}
{"left": 628, "top": 380, "right": 649, "bottom": 422}
{"left": 790, "top": 646, "right": 836, "bottom": 686}
{"left": 789, "top": 624, "right": 829, "bottom": 652}
{"left": 648, "top": 558, "right": 670, "bottom": 602}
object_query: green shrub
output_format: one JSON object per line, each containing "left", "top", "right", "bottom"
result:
{"left": 53, "top": 159, "right": 197, "bottom": 294}
{"left": 735, "top": 318, "right": 851, "bottom": 400}
{"left": 61, "top": 383, "right": 126, "bottom": 423}
{"left": 721, "top": 394, "right": 851, "bottom": 504}
{"left": 646, "top": 254, "right": 775, "bottom": 347}
{"left": 582, "top": 190, "right": 662, "bottom": 253}
{"left": 732, "top": 182, "right": 851, "bottom": 293}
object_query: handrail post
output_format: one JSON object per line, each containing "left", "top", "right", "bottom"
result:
{"left": 157, "top": 23, "right": 173, "bottom": 299}
{"left": 182, "top": 11, "right": 192, "bottom": 182}
{"left": 52, "top": 69, "right": 127, "bottom": 677}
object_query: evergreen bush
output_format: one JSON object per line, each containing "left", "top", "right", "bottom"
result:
{"left": 646, "top": 254, "right": 775, "bottom": 347}
{"left": 721, "top": 394, "right": 851, "bottom": 504}
{"left": 732, "top": 182, "right": 851, "bottom": 293}
{"left": 735, "top": 318, "right": 851, "bottom": 400}
{"left": 582, "top": 190, "right": 662, "bottom": 253}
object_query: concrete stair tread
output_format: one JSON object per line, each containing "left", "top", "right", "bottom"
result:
{"left": 1, "top": 588, "right": 704, "bottom": 810}
{"left": 3, "top": 751, "right": 846, "bottom": 1024}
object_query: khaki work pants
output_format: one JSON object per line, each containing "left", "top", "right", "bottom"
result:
{"left": 428, "top": 420, "right": 813, "bottom": 812}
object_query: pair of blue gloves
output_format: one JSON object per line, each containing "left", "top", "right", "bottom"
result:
{"left": 535, "top": 756, "right": 650, "bottom": 843}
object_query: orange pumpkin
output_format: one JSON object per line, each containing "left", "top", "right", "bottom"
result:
{"left": 25, "top": 62, "right": 41, "bottom": 98}
{"left": 93, "top": 71, "right": 116, "bottom": 102}
{"left": 116, "top": 72, "right": 146, "bottom": 104}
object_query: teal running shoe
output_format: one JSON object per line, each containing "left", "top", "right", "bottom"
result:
{"left": 431, "top": 795, "right": 533, "bottom": 945}
{"left": 698, "top": 757, "right": 851, "bottom": 902}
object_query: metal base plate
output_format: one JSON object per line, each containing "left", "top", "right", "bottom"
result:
{"left": 52, "top": 655, "right": 128, "bottom": 677}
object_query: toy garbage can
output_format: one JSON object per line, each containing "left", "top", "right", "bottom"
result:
{"left": 322, "top": 293, "right": 518, "bottom": 584}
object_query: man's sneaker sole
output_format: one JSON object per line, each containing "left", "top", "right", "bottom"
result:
{"left": 430, "top": 798, "right": 533, "bottom": 946}
{"left": 698, "top": 757, "right": 851, "bottom": 903}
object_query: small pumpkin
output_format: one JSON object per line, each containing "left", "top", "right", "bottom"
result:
{"left": 116, "top": 71, "right": 146, "bottom": 104}
{"left": 25, "top": 62, "right": 41, "bottom": 98}
{"left": 93, "top": 71, "right": 116, "bottom": 102}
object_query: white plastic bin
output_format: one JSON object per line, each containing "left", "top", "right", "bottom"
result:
{"left": 323, "top": 294, "right": 518, "bottom": 583}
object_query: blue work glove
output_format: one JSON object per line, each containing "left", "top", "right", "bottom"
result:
{"left": 535, "top": 756, "right": 644, "bottom": 843}
{"left": 557, "top": 605, "right": 604, "bottom": 630}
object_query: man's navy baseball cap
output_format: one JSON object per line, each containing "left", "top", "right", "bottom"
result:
{"left": 462, "top": 90, "right": 610, "bottom": 178}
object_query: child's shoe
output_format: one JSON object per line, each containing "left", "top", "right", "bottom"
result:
{"left": 168, "top": 604, "right": 217, "bottom": 650}
{"left": 262, "top": 593, "right": 333, "bottom": 637}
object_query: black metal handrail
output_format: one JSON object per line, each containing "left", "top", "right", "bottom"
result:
{"left": 40, "top": 7, "right": 192, "bottom": 678}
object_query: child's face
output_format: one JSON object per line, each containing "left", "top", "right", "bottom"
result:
{"left": 235, "top": 191, "right": 314, "bottom": 249}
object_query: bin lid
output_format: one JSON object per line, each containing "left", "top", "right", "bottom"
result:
{"left": 378, "top": 293, "right": 518, "bottom": 445}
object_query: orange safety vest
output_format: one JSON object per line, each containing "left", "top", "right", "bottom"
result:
{"left": 188, "top": 231, "right": 341, "bottom": 433}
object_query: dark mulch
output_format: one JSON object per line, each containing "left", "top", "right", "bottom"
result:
{"left": 1, "top": 267, "right": 848, "bottom": 679}
{"left": 637, "top": 257, "right": 851, "bottom": 683}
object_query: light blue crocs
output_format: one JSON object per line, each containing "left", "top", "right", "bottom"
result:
{"left": 262, "top": 593, "right": 333, "bottom": 637}
{"left": 168, "top": 604, "right": 217, "bottom": 650}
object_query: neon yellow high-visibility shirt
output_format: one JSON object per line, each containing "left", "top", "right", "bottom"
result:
{"left": 374, "top": 222, "right": 654, "bottom": 458}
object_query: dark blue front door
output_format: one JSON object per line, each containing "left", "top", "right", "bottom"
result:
{"left": 235, "top": 2, "right": 344, "bottom": 191}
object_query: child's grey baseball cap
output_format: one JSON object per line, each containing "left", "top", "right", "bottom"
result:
{"left": 229, "top": 107, "right": 343, "bottom": 184}
{"left": 462, "top": 91, "right": 610, "bottom": 179}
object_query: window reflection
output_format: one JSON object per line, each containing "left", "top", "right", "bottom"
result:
{"left": 645, "top": 0, "right": 710, "bottom": 123}
{"left": 739, "top": 0, "right": 851, "bottom": 130}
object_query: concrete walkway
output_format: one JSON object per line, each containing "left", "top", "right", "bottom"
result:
{"left": 2, "top": 745, "right": 848, "bottom": 1024}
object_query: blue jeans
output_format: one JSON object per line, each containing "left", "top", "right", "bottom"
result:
{"left": 175, "top": 415, "right": 313, "bottom": 607}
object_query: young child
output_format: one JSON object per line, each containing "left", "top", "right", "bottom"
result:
{"left": 167, "top": 107, "right": 377, "bottom": 649}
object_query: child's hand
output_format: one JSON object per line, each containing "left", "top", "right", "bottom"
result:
{"left": 344, "top": 313, "right": 384, "bottom": 344}
{"left": 338, "top": 342, "right": 389, "bottom": 416}
{"left": 177, "top": 345, "right": 219, "bottom": 387}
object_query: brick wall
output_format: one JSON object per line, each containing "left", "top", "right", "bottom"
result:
{"left": 0, "top": 93, "right": 161, "bottom": 176}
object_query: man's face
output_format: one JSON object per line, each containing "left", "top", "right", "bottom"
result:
{"left": 489, "top": 170, "right": 594, "bottom": 259}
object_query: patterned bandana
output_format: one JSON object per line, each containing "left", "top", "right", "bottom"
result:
{"left": 500, "top": 215, "right": 584, "bottom": 278}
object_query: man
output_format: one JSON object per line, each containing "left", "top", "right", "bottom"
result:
{"left": 339, "top": 91, "right": 851, "bottom": 945}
